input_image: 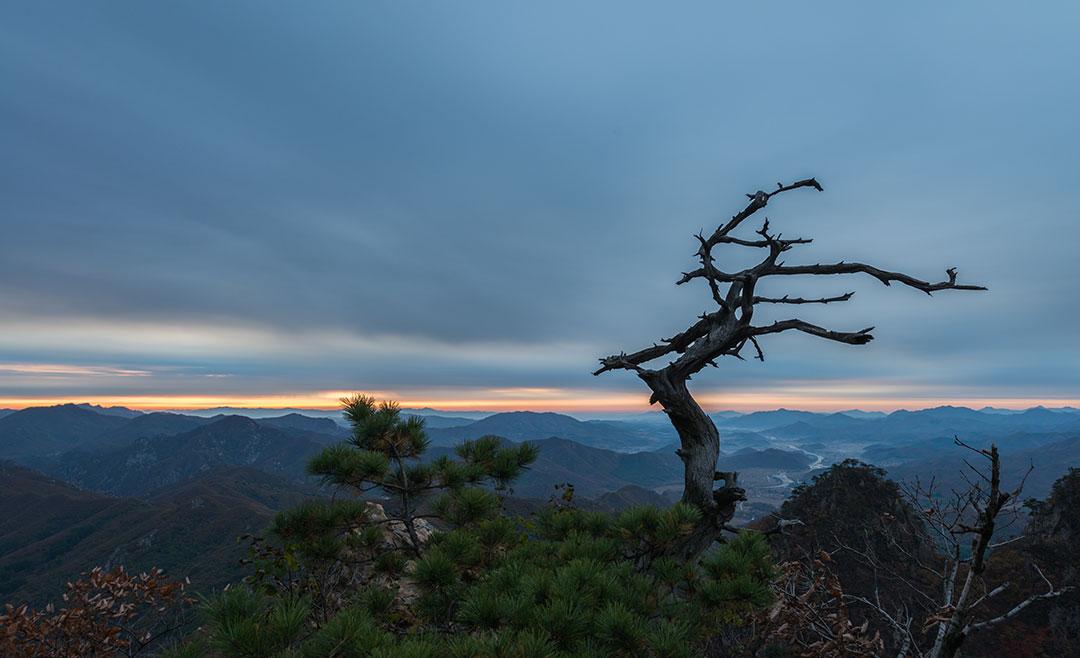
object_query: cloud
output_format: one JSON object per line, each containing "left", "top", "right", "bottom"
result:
{"left": 1, "top": 2, "right": 1078, "bottom": 408}
{"left": 0, "top": 363, "right": 150, "bottom": 377}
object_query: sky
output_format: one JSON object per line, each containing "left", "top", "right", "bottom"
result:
{"left": 2, "top": 2, "right": 1079, "bottom": 413}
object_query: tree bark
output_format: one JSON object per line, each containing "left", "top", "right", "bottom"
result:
{"left": 643, "top": 370, "right": 744, "bottom": 559}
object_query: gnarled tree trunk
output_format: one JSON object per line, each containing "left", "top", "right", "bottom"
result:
{"left": 595, "top": 176, "right": 984, "bottom": 561}
{"left": 643, "top": 370, "right": 743, "bottom": 558}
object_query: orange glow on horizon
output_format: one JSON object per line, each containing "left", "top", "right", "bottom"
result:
{"left": 0, "top": 390, "right": 1077, "bottom": 414}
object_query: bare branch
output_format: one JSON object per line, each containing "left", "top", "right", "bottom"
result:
{"left": 707, "top": 177, "right": 823, "bottom": 241}
{"left": 754, "top": 292, "right": 855, "bottom": 305}
{"left": 748, "top": 335, "right": 765, "bottom": 362}
{"left": 712, "top": 235, "right": 813, "bottom": 248}
{"left": 767, "top": 263, "right": 987, "bottom": 295}
{"left": 966, "top": 574, "right": 1075, "bottom": 634}
{"left": 593, "top": 310, "right": 723, "bottom": 375}
{"left": 749, "top": 319, "right": 876, "bottom": 345}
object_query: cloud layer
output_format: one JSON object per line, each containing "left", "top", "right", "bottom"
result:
{"left": 2, "top": 3, "right": 1078, "bottom": 410}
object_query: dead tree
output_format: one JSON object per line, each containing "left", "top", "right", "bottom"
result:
{"left": 838, "top": 440, "right": 1074, "bottom": 658}
{"left": 594, "top": 178, "right": 985, "bottom": 558}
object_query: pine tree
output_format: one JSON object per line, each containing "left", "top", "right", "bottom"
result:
{"left": 160, "top": 397, "right": 781, "bottom": 656}
{"left": 251, "top": 396, "right": 538, "bottom": 622}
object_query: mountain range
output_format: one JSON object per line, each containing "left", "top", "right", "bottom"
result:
{"left": 33, "top": 415, "right": 340, "bottom": 496}
{"left": 424, "top": 410, "right": 677, "bottom": 451}
{"left": 1, "top": 402, "right": 1079, "bottom": 606}
{"left": 0, "top": 461, "right": 314, "bottom": 603}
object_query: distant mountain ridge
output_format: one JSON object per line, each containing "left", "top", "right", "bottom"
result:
{"left": 2, "top": 401, "right": 1079, "bottom": 611}
{"left": 36, "top": 415, "right": 337, "bottom": 496}
{"left": 0, "top": 461, "right": 315, "bottom": 603}
{"left": 74, "top": 404, "right": 143, "bottom": 418}
{"left": 425, "top": 410, "right": 676, "bottom": 451}
{"left": 0, "top": 404, "right": 130, "bottom": 458}
{"left": 5, "top": 402, "right": 1079, "bottom": 506}
{"left": 258, "top": 412, "right": 348, "bottom": 437}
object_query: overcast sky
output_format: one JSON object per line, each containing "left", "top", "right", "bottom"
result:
{"left": 2, "top": 2, "right": 1078, "bottom": 412}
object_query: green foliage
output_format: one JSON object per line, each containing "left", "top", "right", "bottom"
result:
{"left": 184, "top": 506, "right": 776, "bottom": 656}
{"left": 248, "top": 397, "right": 538, "bottom": 600}
{"left": 168, "top": 397, "right": 777, "bottom": 656}
{"left": 698, "top": 532, "right": 776, "bottom": 615}
{"left": 200, "top": 588, "right": 313, "bottom": 657}
{"left": 299, "top": 605, "right": 387, "bottom": 657}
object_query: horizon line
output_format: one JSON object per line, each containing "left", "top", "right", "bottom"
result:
{"left": 2, "top": 394, "right": 1078, "bottom": 415}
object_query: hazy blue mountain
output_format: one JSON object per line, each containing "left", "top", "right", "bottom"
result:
{"left": 400, "top": 407, "right": 487, "bottom": 421}
{"left": 863, "top": 430, "right": 1078, "bottom": 466}
{"left": 887, "top": 435, "right": 1080, "bottom": 501}
{"left": 716, "top": 407, "right": 1080, "bottom": 461}
{"left": 766, "top": 421, "right": 833, "bottom": 439}
{"left": 38, "top": 416, "right": 330, "bottom": 496}
{"left": 425, "top": 411, "right": 672, "bottom": 451}
{"left": 714, "top": 409, "right": 865, "bottom": 432}
{"left": 0, "top": 404, "right": 130, "bottom": 458}
{"left": 836, "top": 410, "right": 888, "bottom": 419}
{"left": 888, "top": 406, "right": 1069, "bottom": 435}
{"left": 258, "top": 413, "right": 348, "bottom": 438}
{"left": 436, "top": 437, "right": 805, "bottom": 501}
{"left": 0, "top": 410, "right": 12, "bottom": 420}
{"left": 430, "top": 435, "right": 684, "bottom": 499}
{"left": 74, "top": 404, "right": 143, "bottom": 419}
{"left": 596, "top": 411, "right": 742, "bottom": 425}
{"left": 978, "top": 406, "right": 1028, "bottom": 415}
{"left": 87, "top": 412, "right": 215, "bottom": 449}
{"left": 720, "top": 447, "right": 813, "bottom": 471}
{"left": 172, "top": 407, "right": 347, "bottom": 425}
{"left": 594, "top": 485, "right": 675, "bottom": 512}
{"left": 403, "top": 414, "right": 477, "bottom": 429}
{"left": 12, "top": 403, "right": 1080, "bottom": 516}
{"left": 653, "top": 429, "right": 775, "bottom": 456}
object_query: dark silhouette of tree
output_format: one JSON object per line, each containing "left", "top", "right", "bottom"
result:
{"left": 832, "top": 441, "right": 1073, "bottom": 658}
{"left": 594, "top": 178, "right": 985, "bottom": 558}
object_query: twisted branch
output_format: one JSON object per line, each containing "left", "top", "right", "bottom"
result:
{"left": 597, "top": 177, "right": 985, "bottom": 377}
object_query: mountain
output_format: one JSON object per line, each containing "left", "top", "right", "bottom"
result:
{"left": 170, "top": 407, "right": 346, "bottom": 424}
{"left": 74, "top": 404, "right": 143, "bottom": 419}
{"left": 0, "top": 404, "right": 130, "bottom": 458}
{"left": 593, "top": 485, "right": 675, "bottom": 512}
{"left": 720, "top": 447, "right": 813, "bottom": 471}
{"left": 425, "top": 411, "right": 673, "bottom": 451}
{"left": 758, "top": 460, "right": 942, "bottom": 657}
{"left": 0, "top": 462, "right": 313, "bottom": 604}
{"left": 258, "top": 413, "right": 348, "bottom": 437}
{"left": 836, "top": 409, "right": 887, "bottom": 420}
{"left": 86, "top": 411, "right": 215, "bottom": 449}
{"left": 701, "top": 406, "right": 1080, "bottom": 471}
{"left": 38, "top": 415, "right": 332, "bottom": 496}
{"left": 404, "top": 414, "right": 476, "bottom": 429}
{"left": 401, "top": 407, "right": 487, "bottom": 421}
{"left": 28, "top": 409, "right": 684, "bottom": 502}
{"left": 145, "top": 466, "right": 318, "bottom": 518}
{"left": 863, "top": 430, "right": 1076, "bottom": 466}
{"left": 887, "top": 435, "right": 1080, "bottom": 501}
{"left": 714, "top": 409, "right": 847, "bottom": 432}
{"left": 430, "top": 436, "right": 684, "bottom": 500}
{"left": 764, "top": 420, "right": 825, "bottom": 440}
